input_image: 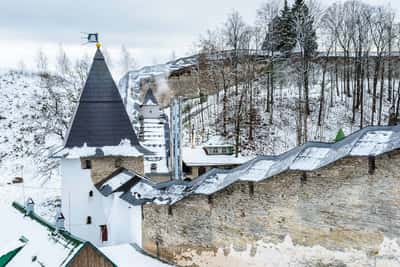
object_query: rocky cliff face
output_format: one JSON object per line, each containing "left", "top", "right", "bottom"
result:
{"left": 142, "top": 151, "right": 400, "bottom": 266}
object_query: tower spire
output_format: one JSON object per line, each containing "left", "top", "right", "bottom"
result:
{"left": 64, "top": 47, "right": 144, "bottom": 150}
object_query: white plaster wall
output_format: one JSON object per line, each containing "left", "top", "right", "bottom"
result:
{"left": 61, "top": 158, "right": 142, "bottom": 247}
{"left": 108, "top": 194, "right": 142, "bottom": 245}
{"left": 141, "top": 105, "right": 161, "bottom": 119}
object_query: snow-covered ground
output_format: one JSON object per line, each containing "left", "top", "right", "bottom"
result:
{"left": 0, "top": 70, "right": 67, "bottom": 220}
{"left": 100, "top": 244, "right": 172, "bottom": 267}
{"left": 177, "top": 235, "right": 400, "bottom": 267}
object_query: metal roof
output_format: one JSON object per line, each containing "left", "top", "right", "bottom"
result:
{"left": 64, "top": 48, "right": 142, "bottom": 149}
{"left": 128, "top": 125, "right": 400, "bottom": 205}
{"left": 92, "top": 125, "right": 400, "bottom": 206}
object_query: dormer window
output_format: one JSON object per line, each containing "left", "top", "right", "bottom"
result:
{"left": 151, "top": 163, "right": 157, "bottom": 172}
{"left": 83, "top": 160, "right": 91, "bottom": 169}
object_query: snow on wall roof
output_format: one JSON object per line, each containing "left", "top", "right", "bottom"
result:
{"left": 0, "top": 202, "right": 84, "bottom": 267}
{"left": 350, "top": 130, "right": 395, "bottom": 156}
{"left": 123, "top": 125, "right": 400, "bottom": 206}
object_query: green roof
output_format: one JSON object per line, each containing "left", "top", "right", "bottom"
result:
{"left": 0, "top": 246, "right": 24, "bottom": 267}
{"left": 12, "top": 202, "right": 83, "bottom": 246}
{"left": 10, "top": 202, "right": 117, "bottom": 267}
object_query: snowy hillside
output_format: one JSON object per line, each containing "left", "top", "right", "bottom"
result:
{"left": 0, "top": 70, "right": 77, "bottom": 219}
{"left": 181, "top": 75, "right": 393, "bottom": 156}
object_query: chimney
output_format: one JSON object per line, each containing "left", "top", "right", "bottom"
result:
{"left": 191, "top": 125, "right": 195, "bottom": 148}
{"left": 54, "top": 210, "right": 65, "bottom": 232}
{"left": 25, "top": 197, "right": 35, "bottom": 216}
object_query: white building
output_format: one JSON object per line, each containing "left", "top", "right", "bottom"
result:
{"left": 139, "top": 89, "right": 171, "bottom": 182}
{"left": 55, "top": 47, "right": 151, "bottom": 247}
{"left": 182, "top": 136, "right": 254, "bottom": 179}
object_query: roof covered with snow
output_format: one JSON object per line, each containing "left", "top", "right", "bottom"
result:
{"left": 95, "top": 168, "right": 152, "bottom": 197}
{"left": 65, "top": 48, "right": 144, "bottom": 152}
{"left": 100, "top": 244, "right": 172, "bottom": 267}
{"left": 118, "top": 125, "right": 400, "bottom": 206}
{"left": 203, "top": 136, "right": 233, "bottom": 147}
{"left": 53, "top": 139, "right": 149, "bottom": 159}
{"left": 182, "top": 147, "right": 254, "bottom": 167}
{"left": 0, "top": 202, "right": 115, "bottom": 267}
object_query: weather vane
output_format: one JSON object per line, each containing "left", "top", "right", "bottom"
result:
{"left": 81, "top": 32, "right": 101, "bottom": 48}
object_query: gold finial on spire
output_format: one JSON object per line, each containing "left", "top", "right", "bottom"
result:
{"left": 96, "top": 42, "right": 101, "bottom": 49}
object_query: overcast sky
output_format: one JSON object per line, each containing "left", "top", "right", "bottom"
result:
{"left": 0, "top": 0, "right": 398, "bottom": 73}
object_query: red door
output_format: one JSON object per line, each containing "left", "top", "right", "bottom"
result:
{"left": 100, "top": 225, "right": 108, "bottom": 242}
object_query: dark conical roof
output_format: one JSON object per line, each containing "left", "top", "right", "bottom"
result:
{"left": 142, "top": 88, "right": 158, "bottom": 106}
{"left": 64, "top": 48, "right": 141, "bottom": 148}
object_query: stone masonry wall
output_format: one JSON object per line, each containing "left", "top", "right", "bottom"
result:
{"left": 81, "top": 156, "right": 144, "bottom": 184}
{"left": 142, "top": 151, "right": 400, "bottom": 266}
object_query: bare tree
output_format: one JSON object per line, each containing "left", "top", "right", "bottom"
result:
{"left": 56, "top": 44, "right": 72, "bottom": 77}
{"left": 368, "top": 6, "right": 389, "bottom": 125}
{"left": 36, "top": 48, "right": 49, "bottom": 75}
{"left": 120, "top": 45, "right": 137, "bottom": 76}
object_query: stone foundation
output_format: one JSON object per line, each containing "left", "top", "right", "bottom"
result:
{"left": 142, "top": 151, "right": 400, "bottom": 266}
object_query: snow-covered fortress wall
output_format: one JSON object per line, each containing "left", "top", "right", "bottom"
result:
{"left": 142, "top": 151, "right": 400, "bottom": 266}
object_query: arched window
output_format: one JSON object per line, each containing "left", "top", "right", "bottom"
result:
{"left": 89, "top": 190, "right": 93, "bottom": 197}
{"left": 86, "top": 216, "right": 92, "bottom": 224}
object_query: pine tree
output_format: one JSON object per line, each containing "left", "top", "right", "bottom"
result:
{"left": 276, "top": 0, "right": 296, "bottom": 54}
{"left": 291, "top": 0, "right": 317, "bottom": 57}
{"left": 262, "top": 16, "right": 281, "bottom": 52}
{"left": 335, "top": 129, "right": 345, "bottom": 142}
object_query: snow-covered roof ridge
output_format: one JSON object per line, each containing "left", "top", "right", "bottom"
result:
{"left": 3, "top": 202, "right": 117, "bottom": 267}
{"left": 203, "top": 136, "right": 233, "bottom": 146}
{"left": 11, "top": 201, "right": 84, "bottom": 244}
{"left": 125, "top": 124, "right": 400, "bottom": 206}
{"left": 2, "top": 202, "right": 83, "bottom": 267}
{"left": 95, "top": 167, "right": 153, "bottom": 197}
{"left": 53, "top": 139, "right": 153, "bottom": 159}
